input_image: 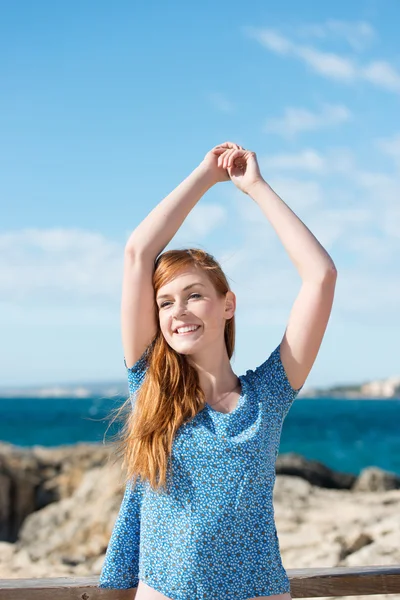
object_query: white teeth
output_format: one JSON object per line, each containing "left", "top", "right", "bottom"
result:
{"left": 176, "top": 325, "right": 200, "bottom": 334}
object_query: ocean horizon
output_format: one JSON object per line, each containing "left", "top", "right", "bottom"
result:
{"left": 1, "top": 396, "right": 399, "bottom": 477}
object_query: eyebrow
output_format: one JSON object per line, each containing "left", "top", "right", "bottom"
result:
{"left": 157, "top": 282, "right": 205, "bottom": 300}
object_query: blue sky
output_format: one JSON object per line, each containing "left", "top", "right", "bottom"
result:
{"left": 1, "top": 0, "right": 400, "bottom": 389}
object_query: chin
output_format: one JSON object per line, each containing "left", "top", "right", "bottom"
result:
{"left": 171, "top": 341, "right": 199, "bottom": 356}
{"left": 171, "top": 344, "right": 195, "bottom": 355}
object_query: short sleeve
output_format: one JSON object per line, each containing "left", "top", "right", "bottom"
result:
{"left": 124, "top": 349, "right": 149, "bottom": 408}
{"left": 246, "top": 343, "right": 303, "bottom": 419}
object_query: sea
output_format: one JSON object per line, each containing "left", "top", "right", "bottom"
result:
{"left": 1, "top": 396, "right": 399, "bottom": 477}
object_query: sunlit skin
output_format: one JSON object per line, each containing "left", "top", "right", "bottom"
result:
{"left": 135, "top": 579, "right": 291, "bottom": 600}
{"left": 155, "top": 265, "right": 242, "bottom": 407}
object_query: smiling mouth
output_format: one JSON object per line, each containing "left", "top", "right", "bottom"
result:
{"left": 174, "top": 325, "right": 201, "bottom": 335}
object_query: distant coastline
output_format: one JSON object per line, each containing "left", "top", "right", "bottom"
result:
{"left": 301, "top": 388, "right": 400, "bottom": 400}
{"left": 0, "top": 378, "right": 399, "bottom": 399}
{"left": 301, "top": 376, "right": 400, "bottom": 399}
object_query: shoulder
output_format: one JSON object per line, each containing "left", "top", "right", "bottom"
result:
{"left": 240, "top": 345, "right": 281, "bottom": 386}
{"left": 240, "top": 344, "right": 303, "bottom": 416}
{"left": 124, "top": 345, "right": 151, "bottom": 402}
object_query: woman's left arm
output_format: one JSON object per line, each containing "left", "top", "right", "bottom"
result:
{"left": 214, "top": 143, "right": 338, "bottom": 391}
{"left": 247, "top": 178, "right": 337, "bottom": 391}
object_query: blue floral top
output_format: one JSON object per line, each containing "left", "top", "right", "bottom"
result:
{"left": 99, "top": 343, "right": 303, "bottom": 599}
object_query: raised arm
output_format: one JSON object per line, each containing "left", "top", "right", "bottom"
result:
{"left": 122, "top": 143, "right": 238, "bottom": 368}
{"left": 213, "top": 143, "right": 337, "bottom": 391}
{"left": 248, "top": 177, "right": 337, "bottom": 390}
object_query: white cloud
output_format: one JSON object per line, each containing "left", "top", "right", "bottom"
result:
{"left": 235, "top": 135, "right": 400, "bottom": 269}
{"left": 246, "top": 28, "right": 293, "bottom": 55}
{"left": 0, "top": 228, "right": 122, "bottom": 305}
{"left": 245, "top": 26, "right": 400, "bottom": 93}
{"left": 265, "top": 103, "right": 351, "bottom": 138}
{"left": 305, "top": 207, "right": 374, "bottom": 250}
{"left": 352, "top": 170, "right": 395, "bottom": 189}
{"left": 220, "top": 200, "right": 398, "bottom": 331}
{"left": 258, "top": 146, "right": 397, "bottom": 186}
{"left": 376, "top": 133, "right": 400, "bottom": 168}
{"left": 362, "top": 61, "right": 400, "bottom": 93}
{"left": 382, "top": 208, "right": 400, "bottom": 239}
{"left": 345, "top": 233, "right": 395, "bottom": 263}
{"left": 335, "top": 270, "right": 400, "bottom": 315}
{"left": 173, "top": 203, "right": 227, "bottom": 240}
{"left": 297, "top": 20, "right": 376, "bottom": 52}
{"left": 296, "top": 45, "right": 357, "bottom": 79}
{"left": 245, "top": 27, "right": 356, "bottom": 80}
{"left": 0, "top": 206, "right": 227, "bottom": 307}
{"left": 267, "top": 178, "right": 324, "bottom": 210}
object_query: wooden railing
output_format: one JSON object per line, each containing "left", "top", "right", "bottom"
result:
{"left": 1, "top": 565, "right": 400, "bottom": 598}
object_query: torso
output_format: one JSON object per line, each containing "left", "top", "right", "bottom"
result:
{"left": 103, "top": 350, "right": 298, "bottom": 599}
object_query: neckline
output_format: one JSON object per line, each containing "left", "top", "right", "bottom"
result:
{"left": 205, "top": 374, "right": 246, "bottom": 416}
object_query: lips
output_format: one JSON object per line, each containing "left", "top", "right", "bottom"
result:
{"left": 174, "top": 325, "right": 201, "bottom": 335}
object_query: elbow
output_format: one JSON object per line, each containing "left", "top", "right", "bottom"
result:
{"left": 327, "top": 262, "right": 338, "bottom": 278}
{"left": 304, "top": 262, "right": 338, "bottom": 285}
{"left": 124, "top": 243, "right": 150, "bottom": 261}
{"left": 321, "top": 263, "right": 338, "bottom": 285}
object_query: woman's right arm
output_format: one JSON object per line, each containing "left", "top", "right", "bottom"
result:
{"left": 122, "top": 150, "right": 231, "bottom": 368}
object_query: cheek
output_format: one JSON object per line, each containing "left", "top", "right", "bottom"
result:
{"left": 201, "top": 304, "right": 223, "bottom": 328}
{"left": 158, "top": 315, "right": 168, "bottom": 336}
{"left": 197, "top": 302, "right": 213, "bottom": 318}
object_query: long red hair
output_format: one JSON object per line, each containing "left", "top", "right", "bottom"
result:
{"left": 107, "top": 248, "right": 236, "bottom": 493}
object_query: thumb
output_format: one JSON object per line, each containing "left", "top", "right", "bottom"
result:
{"left": 246, "top": 150, "right": 261, "bottom": 172}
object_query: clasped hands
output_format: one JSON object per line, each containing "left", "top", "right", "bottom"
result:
{"left": 202, "top": 141, "right": 265, "bottom": 195}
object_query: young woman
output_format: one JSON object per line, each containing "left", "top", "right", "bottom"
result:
{"left": 98, "top": 141, "right": 337, "bottom": 600}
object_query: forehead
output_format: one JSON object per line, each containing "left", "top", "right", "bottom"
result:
{"left": 157, "top": 267, "right": 208, "bottom": 295}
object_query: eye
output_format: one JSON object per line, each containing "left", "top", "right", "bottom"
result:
{"left": 159, "top": 293, "right": 201, "bottom": 309}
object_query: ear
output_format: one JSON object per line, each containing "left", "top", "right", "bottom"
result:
{"left": 224, "top": 290, "right": 236, "bottom": 319}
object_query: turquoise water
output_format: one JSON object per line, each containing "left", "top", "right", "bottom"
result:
{"left": 0, "top": 396, "right": 399, "bottom": 476}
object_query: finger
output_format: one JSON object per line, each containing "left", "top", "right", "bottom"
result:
{"left": 222, "top": 149, "right": 231, "bottom": 169}
{"left": 217, "top": 149, "right": 231, "bottom": 168}
{"left": 223, "top": 148, "right": 237, "bottom": 169}
{"left": 226, "top": 149, "right": 244, "bottom": 168}
{"left": 216, "top": 141, "right": 236, "bottom": 149}
{"left": 212, "top": 147, "right": 229, "bottom": 156}
{"left": 223, "top": 149, "right": 244, "bottom": 169}
{"left": 224, "top": 149, "right": 239, "bottom": 169}
{"left": 214, "top": 141, "right": 241, "bottom": 151}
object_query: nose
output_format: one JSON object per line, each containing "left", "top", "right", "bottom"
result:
{"left": 171, "top": 300, "right": 187, "bottom": 319}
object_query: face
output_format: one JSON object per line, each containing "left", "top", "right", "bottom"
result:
{"left": 155, "top": 266, "right": 235, "bottom": 356}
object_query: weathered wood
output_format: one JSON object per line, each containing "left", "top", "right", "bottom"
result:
{"left": 0, "top": 576, "right": 136, "bottom": 599}
{"left": 289, "top": 565, "right": 400, "bottom": 597}
{"left": 0, "top": 565, "right": 399, "bottom": 598}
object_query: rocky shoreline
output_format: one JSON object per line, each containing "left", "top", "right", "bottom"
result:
{"left": 0, "top": 441, "right": 399, "bottom": 600}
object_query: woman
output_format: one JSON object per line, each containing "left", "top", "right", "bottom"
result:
{"left": 98, "top": 141, "right": 337, "bottom": 599}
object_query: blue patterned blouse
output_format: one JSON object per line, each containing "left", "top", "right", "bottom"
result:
{"left": 99, "top": 343, "right": 303, "bottom": 599}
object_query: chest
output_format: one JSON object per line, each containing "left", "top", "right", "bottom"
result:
{"left": 171, "top": 400, "right": 283, "bottom": 472}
